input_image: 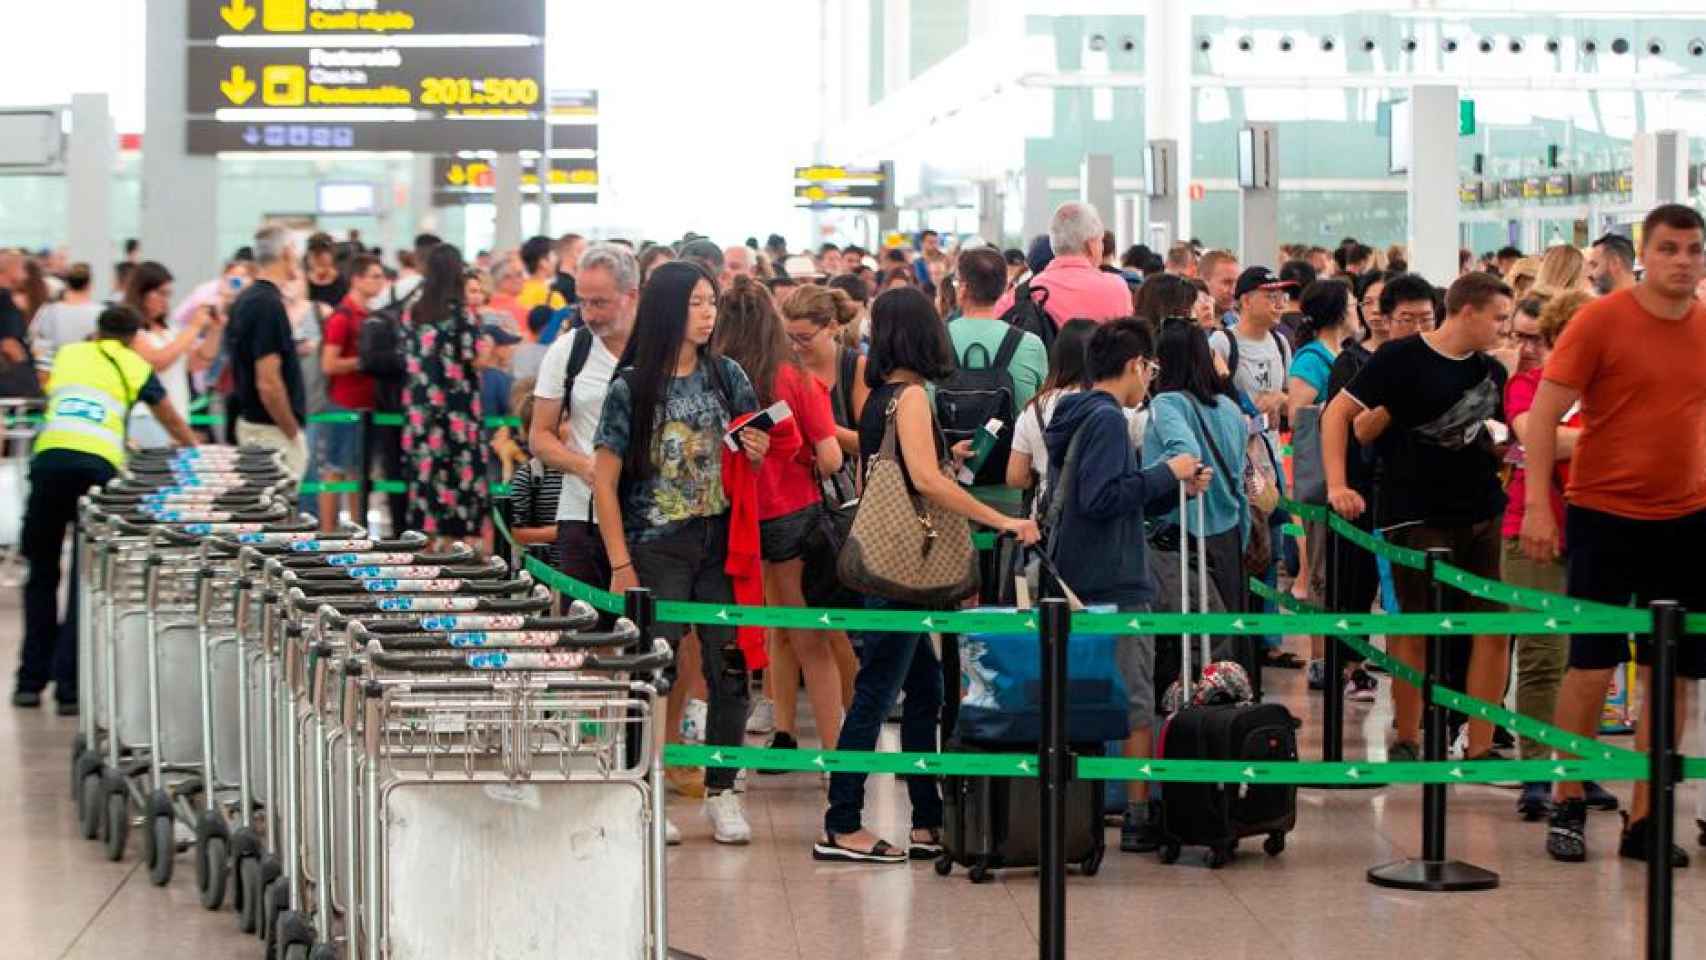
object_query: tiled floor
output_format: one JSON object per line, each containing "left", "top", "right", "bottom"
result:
{"left": 7, "top": 594, "right": 1706, "bottom": 959}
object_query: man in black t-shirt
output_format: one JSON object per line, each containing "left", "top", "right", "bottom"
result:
{"left": 1321, "top": 271, "right": 1514, "bottom": 763}
{"left": 225, "top": 226, "right": 308, "bottom": 475}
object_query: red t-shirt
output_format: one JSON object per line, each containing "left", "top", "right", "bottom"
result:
{"left": 1502, "top": 367, "right": 1579, "bottom": 542}
{"left": 756, "top": 363, "right": 837, "bottom": 521}
{"left": 324, "top": 295, "right": 376, "bottom": 411}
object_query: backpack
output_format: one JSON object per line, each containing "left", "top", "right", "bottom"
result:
{"left": 1036, "top": 416, "right": 1088, "bottom": 573}
{"left": 934, "top": 326, "right": 1026, "bottom": 488}
{"left": 998, "top": 281, "right": 1057, "bottom": 355}
{"left": 553, "top": 327, "right": 599, "bottom": 431}
{"left": 357, "top": 285, "right": 419, "bottom": 411}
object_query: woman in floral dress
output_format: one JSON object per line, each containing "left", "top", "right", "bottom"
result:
{"left": 402, "top": 242, "right": 488, "bottom": 547}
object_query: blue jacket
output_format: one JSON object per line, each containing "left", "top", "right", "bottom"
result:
{"left": 1043, "top": 389, "right": 1179, "bottom": 607}
{"left": 1143, "top": 392, "right": 1250, "bottom": 540}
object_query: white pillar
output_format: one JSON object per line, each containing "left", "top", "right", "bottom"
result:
{"left": 1238, "top": 124, "right": 1278, "bottom": 266}
{"left": 1023, "top": 165, "right": 1050, "bottom": 244}
{"left": 883, "top": 0, "right": 910, "bottom": 97}
{"left": 977, "top": 181, "right": 1004, "bottom": 245}
{"left": 1634, "top": 129, "right": 1687, "bottom": 211}
{"left": 67, "top": 94, "right": 114, "bottom": 302}
{"left": 1080, "top": 153, "right": 1114, "bottom": 238}
{"left": 1145, "top": 0, "right": 1193, "bottom": 242}
{"left": 493, "top": 154, "right": 523, "bottom": 252}
{"left": 143, "top": 0, "right": 220, "bottom": 280}
{"left": 1407, "top": 84, "right": 1460, "bottom": 285}
{"left": 1146, "top": 138, "right": 1180, "bottom": 250}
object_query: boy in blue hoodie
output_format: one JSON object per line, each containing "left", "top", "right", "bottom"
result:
{"left": 1042, "top": 318, "right": 1209, "bottom": 852}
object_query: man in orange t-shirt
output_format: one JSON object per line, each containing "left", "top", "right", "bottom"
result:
{"left": 1521, "top": 203, "right": 1706, "bottom": 866}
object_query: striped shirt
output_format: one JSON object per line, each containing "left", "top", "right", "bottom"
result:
{"left": 509, "top": 458, "right": 564, "bottom": 568}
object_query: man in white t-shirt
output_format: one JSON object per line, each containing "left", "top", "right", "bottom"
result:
{"left": 1208, "top": 266, "right": 1295, "bottom": 439}
{"left": 530, "top": 243, "right": 637, "bottom": 590}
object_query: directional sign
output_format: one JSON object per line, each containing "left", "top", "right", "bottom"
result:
{"left": 188, "top": 0, "right": 544, "bottom": 40}
{"left": 793, "top": 163, "right": 891, "bottom": 210}
{"left": 187, "top": 0, "right": 546, "bottom": 155}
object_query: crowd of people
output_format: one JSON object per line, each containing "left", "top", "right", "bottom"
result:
{"left": 5, "top": 197, "right": 1704, "bottom": 870}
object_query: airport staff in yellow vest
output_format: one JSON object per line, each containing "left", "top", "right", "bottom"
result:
{"left": 12, "top": 306, "right": 195, "bottom": 714}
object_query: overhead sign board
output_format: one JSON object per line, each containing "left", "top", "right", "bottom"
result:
{"left": 186, "top": 0, "right": 546, "bottom": 155}
{"left": 187, "top": 0, "right": 544, "bottom": 39}
{"left": 430, "top": 89, "right": 600, "bottom": 206}
{"left": 793, "top": 163, "right": 892, "bottom": 210}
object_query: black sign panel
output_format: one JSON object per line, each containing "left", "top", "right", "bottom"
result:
{"left": 793, "top": 164, "right": 891, "bottom": 210}
{"left": 188, "top": 0, "right": 544, "bottom": 41}
{"left": 187, "top": 45, "right": 544, "bottom": 116}
{"left": 187, "top": 116, "right": 544, "bottom": 153}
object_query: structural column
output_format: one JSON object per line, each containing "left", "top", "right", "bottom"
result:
{"left": 1238, "top": 123, "right": 1278, "bottom": 266}
{"left": 1145, "top": 0, "right": 1193, "bottom": 243}
{"left": 1080, "top": 153, "right": 1114, "bottom": 228}
{"left": 143, "top": 0, "right": 220, "bottom": 281}
{"left": 66, "top": 94, "right": 114, "bottom": 301}
{"left": 493, "top": 153, "right": 523, "bottom": 252}
{"left": 1634, "top": 129, "right": 1687, "bottom": 210}
{"left": 1407, "top": 84, "right": 1460, "bottom": 284}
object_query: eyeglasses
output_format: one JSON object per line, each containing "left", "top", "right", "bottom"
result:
{"left": 581, "top": 296, "right": 618, "bottom": 311}
{"left": 1140, "top": 358, "right": 1162, "bottom": 377}
{"left": 787, "top": 328, "right": 825, "bottom": 347}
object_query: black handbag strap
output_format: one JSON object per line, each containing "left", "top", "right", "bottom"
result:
{"left": 1185, "top": 398, "right": 1234, "bottom": 485}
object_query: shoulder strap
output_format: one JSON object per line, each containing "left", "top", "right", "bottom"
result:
{"left": 94, "top": 342, "right": 136, "bottom": 449}
{"left": 556, "top": 328, "right": 595, "bottom": 425}
{"left": 1185, "top": 398, "right": 1234, "bottom": 482}
{"left": 991, "top": 325, "right": 1025, "bottom": 372}
{"left": 837, "top": 347, "right": 858, "bottom": 424}
{"left": 1272, "top": 329, "right": 1292, "bottom": 371}
{"left": 1042, "top": 417, "right": 1090, "bottom": 535}
{"left": 960, "top": 340, "right": 993, "bottom": 370}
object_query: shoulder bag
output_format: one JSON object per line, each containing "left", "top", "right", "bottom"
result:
{"left": 837, "top": 385, "right": 979, "bottom": 606}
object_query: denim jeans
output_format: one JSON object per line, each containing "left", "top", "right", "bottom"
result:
{"left": 824, "top": 597, "right": 944, "bottom": 837}
{"left": 629, "top": 515, "right": 750, "bottom": 793}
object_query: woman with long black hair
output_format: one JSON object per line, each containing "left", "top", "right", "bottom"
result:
{"left": 402, "top": 243, "right": 488, "bottom": 548}
{"left": 592, "top": 260, "right": 766, "bottom": 847}
{"left": 1142, "top": 320, "right": 1250, "bottom": 620}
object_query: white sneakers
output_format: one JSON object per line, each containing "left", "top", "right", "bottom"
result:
{"left": 665, "top": 819, "right": 682, "bottom": 846}
{"left": 746, "top": 696, "right": 776, "bottom": 734}
{"left": 681, "top": 698, "right": 707, "bottom": 743}
{"left": 703, "top": 791, "right": 752, "bottom": 845}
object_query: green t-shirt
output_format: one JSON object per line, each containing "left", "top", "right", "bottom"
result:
{"left": 948, "top": 316, "right": 1048, "bottom": 515}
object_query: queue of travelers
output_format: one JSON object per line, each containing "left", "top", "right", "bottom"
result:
{"left": 5, "top": 200, "right": 1704, "bottom": 870}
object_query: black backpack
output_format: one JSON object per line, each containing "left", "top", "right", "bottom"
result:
{"left": 934, "top": 326, "right": 1026, "bottom": 488}
{"left": 997, "top": 281, "right": 1057, "bottom": 355}
{"left": 358, "top": 285, "right": 420, "bottom": 411}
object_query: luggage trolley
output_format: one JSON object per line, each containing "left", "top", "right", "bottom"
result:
{"left": 258, "top": 563, "right": 542, "bottom": 954}
{"left": 340, "top": 607, "right": 674, "bottom": 960}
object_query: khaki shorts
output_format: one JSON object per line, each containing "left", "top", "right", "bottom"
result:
{"left": 235, "top": 420, "right": 309, "bottom": 478}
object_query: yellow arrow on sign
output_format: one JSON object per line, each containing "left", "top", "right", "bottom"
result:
{"left": 221, "top": 65, "right": 257, "bottom": 105}
{"left": 446, "top": 164, "right": 466, "bottom": 186}
{"left": 220, "top": 0, "right": 256, "bottom": 31}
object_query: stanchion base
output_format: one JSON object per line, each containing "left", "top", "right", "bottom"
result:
{"left": 668, "top": 948, "right": 709, "bottom": 960}
{"left": 1367, "top": 858, "right": 1500, "bottom": 891}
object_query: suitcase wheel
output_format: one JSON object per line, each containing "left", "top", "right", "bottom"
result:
{"left": 1264, "top": 833, "right": 1286, "bottom": 857}
{"left": 1205, "top": 845, "right": 1232, "bottom": 869}
{"left": 968, "top": 861, "right": 994, "bottom": 884}
{"left": 1157, "top": 843, "right": 1180, "bottom": 865}
{"left": 933, "top": 856, "right": 953, "bottom": 877}
{"left": 1079, "top": 846, "right": 1104, "bottom": 877}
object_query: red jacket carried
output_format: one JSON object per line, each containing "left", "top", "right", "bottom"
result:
{"left": 720, "top": 444, "right": 769, "bottom": 671}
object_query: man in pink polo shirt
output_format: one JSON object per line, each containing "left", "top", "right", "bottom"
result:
{"left": 993, "top": 202, "right": 1133, "bottom": 327}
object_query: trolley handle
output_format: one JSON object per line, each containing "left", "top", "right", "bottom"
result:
{"left": 345, "top": 616, "right": 636, "bottom": 649}
{"left": 363, "top": 639, "right": 670, "bottom": 676}
{"left": 282, "top": 574, "right": 536, "bottom": 597}
{"left": 274, "top": 545, "right": 472, "bottom": 568}
{"left": 287, "top": 557, "right": 509, "bottom": 581}
{"left": 287, "top": 588, "right": 555, "bottom": 617}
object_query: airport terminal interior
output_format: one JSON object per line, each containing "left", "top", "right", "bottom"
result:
{"left": 6, "top": 2, "right": 1706, "bottom": 958}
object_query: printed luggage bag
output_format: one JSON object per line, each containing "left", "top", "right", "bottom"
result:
{"left": 956, "top": 603, "right": 1130, "bottom": 746}
{"left": 936, "top": 739, "right": 1106, "bottom": 883}
{"left": 1155, "top": 482, "right": 1298, "bottom": 868}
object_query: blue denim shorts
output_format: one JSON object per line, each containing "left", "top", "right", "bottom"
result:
{"left": 315, "top": 406, "right": 364, "bottom": 474}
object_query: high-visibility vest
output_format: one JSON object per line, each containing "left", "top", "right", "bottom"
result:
{"left": 34, "top": 339, "right": 155, "bottom": 471}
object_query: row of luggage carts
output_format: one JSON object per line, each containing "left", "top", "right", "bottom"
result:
{"left": 66, "top": 445, "right": 678, "bottom": 959}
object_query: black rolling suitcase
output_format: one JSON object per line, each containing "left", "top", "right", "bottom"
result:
{"left": 1154, "top": 481, "right": 1298, "bottom": 868}
{"left": 935, "top": 739, "right": 1106, "bottom": 883}
{"left": 1155, "top": 702, "right": 1297, "bottom": 867}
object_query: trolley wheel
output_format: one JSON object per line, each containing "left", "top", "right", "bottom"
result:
{"left": 1696, "top": 820, "right": 1705, "bottom": 849}
{"left": 1157, "top": 843, "right": 1180, "bottom": 865}
{"left": 71, "top": 733, "right": 89, "bottom": 800}
{"left": 145, "top": 814, "right": 175, "bottom": 886}
{"left": 263, "top": 875, "right": 289, "bottom": 946}
{"left": 237, "top": 856, "right": 262, "bottom": 934}
{"left": 78, "top": 771, "right": 104, "bottom": 840}
{"left": 1080, "top": 845, "right": 1104, "bottom": 877}
{"left": 933, "top": 855, "right": 953, "bottom": 877}
{"left": 1205, "top": 845, "right": 1231, "bottom": 869}
{"left": 275, "top": 910, "right": 315, "bottom": 960}
{"left": 968, "top": 861, "right": 993, "bottom": 885}
{"left": 103, "top": 790, "right": 130, "bottom": 862}
{"left": 1263, "top": 833, "right": 1286, "bottom": 857}
{"left": 198, "top": 834, "right": 229, "bottom": 910}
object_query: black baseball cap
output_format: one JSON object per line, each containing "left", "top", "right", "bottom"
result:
{"left": 481, "top": 323, "right": 522, "bottom": 346}
{"left": 1234, "top": 266, "right": 1297, "bottom": 300}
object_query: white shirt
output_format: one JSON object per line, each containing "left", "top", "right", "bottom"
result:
{"left": 533, "top": 328, "right": 619, "bottom": 523}
{"left": 129, "top": 326, "right": 192, "bottom": 447}
{"left": 1010, "top": 387, "right": 1148, "bottom": 518}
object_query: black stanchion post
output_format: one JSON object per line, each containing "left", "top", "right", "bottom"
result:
{"left": 1037, "top": 596, "right": 1070, "bottom": 960}
{"left": 1646, "top": 600, "right": 1682, "bottom": 960}
{"left": 354, "top": 410, "right": 372, "bottom": 533}
{"left": 1322, "top": 518, "right": 1343, "bottom": 762}
{"left": 1367, "top": 546, "right": 1499, "bottom": 891}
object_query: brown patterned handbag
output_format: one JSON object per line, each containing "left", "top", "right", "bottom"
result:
{"left": 837, "top": 386, "right": 980, "bottom": 606}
